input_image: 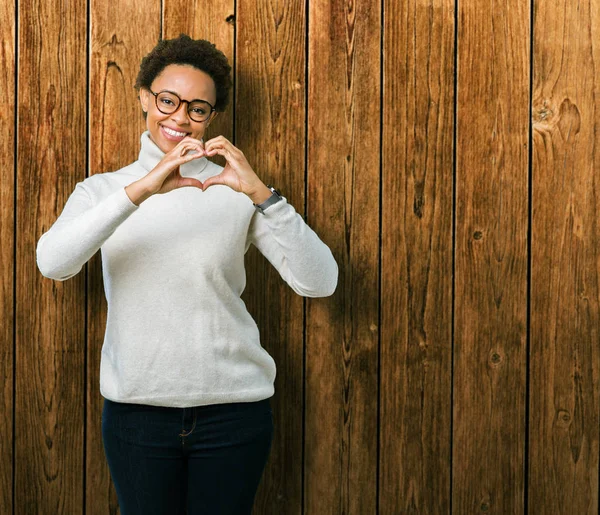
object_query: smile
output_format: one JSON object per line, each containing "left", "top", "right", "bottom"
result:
{"left": 161, "top": 126, "right": 189, "bottom": 138}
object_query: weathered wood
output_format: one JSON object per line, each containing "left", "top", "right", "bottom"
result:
{"left": 163, "top": 0, "right": 234, "bottom": 168}
{"left": 529, "top": 0, "right": 600, "bottom": 512}
{"left": 306, "top": 0, "right": 380, "bottom": 513}
{"left": 380, "top": 0, "right": 454, "bottom": 512}
{"left": 453, "top": 0, "right": 529, "bottom": 513}
{"left": 235, "top": 0, "right": 306, "bottom": 511}
{"left": 87, "top": 2, "right": 161, "bottom": 513}
{"left": 16, "top": 0, "right": 87, "bottom": 512}
{"left": 0, "top": 0, "right": 15, "bottom": 512}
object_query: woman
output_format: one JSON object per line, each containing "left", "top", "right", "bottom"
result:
{"left": 36, "top": 34, "right": 338, "bottom": 514}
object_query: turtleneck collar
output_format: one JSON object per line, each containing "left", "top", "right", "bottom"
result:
{"left": 137, "top": 131, "right": 210, "bottom": 177}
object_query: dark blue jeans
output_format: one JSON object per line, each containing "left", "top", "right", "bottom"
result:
{"left": 101, "top": 396, "right": 274, "bottom": 514}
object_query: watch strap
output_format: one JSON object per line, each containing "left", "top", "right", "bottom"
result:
{"left": 254, "top": 185, "right": 282, "bottom": 213}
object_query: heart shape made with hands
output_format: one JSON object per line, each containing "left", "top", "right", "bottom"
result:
{"left": 180, "top": 147, "right": 204, "bottom": 157}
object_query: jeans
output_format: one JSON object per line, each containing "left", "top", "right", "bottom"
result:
{"left": 101, "top": 396, "right": 274, "bottom": 514}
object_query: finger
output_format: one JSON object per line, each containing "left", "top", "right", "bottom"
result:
{"left": 178, "top": 135, "right": 205, "bottom": 147}
{"left": 203, "top": 135, "right": 228, "bottom": 146}
{"left": 204, "top": 138, "right": 238, "bottom": 156}
{"left": 178, "top": 143, "right": 205, "bottom": 158}
{"left": 178, "top": 177, "right": 204, "bottom": 189}
{"left": 179, "top": 150, "right": 207, "bottom": 164}
{"left": 204, "top": 145, "right": 232, "bottom": 159}
{"left": 172, "top": 138, "right": 204, "bottom": 155}
{"left": 201, "top": 174, "right": 224, "bottom": 191}
{"left": 178, "top": 146, "right": 201, "bottom": 158}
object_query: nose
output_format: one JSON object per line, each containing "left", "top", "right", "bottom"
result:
{"left": 169, "top": 102, "right": 191, "bottom": 125}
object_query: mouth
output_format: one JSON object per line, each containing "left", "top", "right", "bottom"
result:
{"left": 160, "top": 125, "right": 190, "bottom": 141}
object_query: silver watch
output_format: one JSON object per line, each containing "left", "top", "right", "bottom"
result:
{"left": 254, "top": 185, "right": 282, "bottom": 214}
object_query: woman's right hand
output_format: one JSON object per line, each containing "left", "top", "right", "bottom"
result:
{"left": 125, "top": 137, "right": 206, "bottom": 205}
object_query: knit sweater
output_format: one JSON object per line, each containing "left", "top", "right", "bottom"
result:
{"left": 36, "top": 131, "right": 338, "bottom": 408}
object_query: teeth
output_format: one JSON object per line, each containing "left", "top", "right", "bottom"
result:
{"left": 163, "top": 126, "right": 187, "bottom": 137}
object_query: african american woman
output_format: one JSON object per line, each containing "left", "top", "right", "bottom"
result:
{"left": 36, "top": 34, "right": 338, "bottom": 514}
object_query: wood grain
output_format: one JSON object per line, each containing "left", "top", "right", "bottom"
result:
{"left": 87, "top": 2, "right": 161, "bottom": 513}
{"left": 7, "top": 0, "right": 600, "bottom": 512}
{"left": 453, "top": 0, "right": 530, "bottom": 513}
{"left": 163, "top": 0, "right": 234, "bottom": 168}
{"left": 529, "top": 0, "right": 600, "bottom": 512}
{"left": 306, "top": 0, "right": 380, "bottom": 513}
{"left": 16, "top": 0, "right": 87, "bottom": 511}
{"left": 0, "top": 0, "right": 15, "bottom": 512}
{"left": 235, "top": 0, "right": 306, "bottom": 511}
{"left": 380, "top": 0, "right": 455, "bottom": 513}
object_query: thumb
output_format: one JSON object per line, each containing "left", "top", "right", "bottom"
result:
{"left": 178, "top": 177, "right": 204, "bottom": 189}
{"left": 201, "top": 174, "right": 224, "bottom": 191}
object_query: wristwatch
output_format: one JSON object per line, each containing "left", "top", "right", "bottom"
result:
{"left": 253, "top": 185, "right": 283, "bottom": 214}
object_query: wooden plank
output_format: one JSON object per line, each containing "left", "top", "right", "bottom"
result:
{"left": 453, "top": 0, "right": 529, "bottom": 513}
{"left": 529, "top": 0, "right": 600, "bottom": 512}
{"left": 162, "top": 0, "right": 234, "bottom": 168}
{"left": 234, "top": 0, "right": 306, "bottom": 511}
{"left": 16, "top": 0, "right": 87, "bottom": 511}
{"left": 87, "top": 2, "right": 161, "bottom": 513}
{"left": 0, "top": 0, "right": 15, "bottom": 512}
{"left": 306, "top": 0, "right": 380, "bottom": 513}
{"left": 380, "top": 0, "right": 454, "bottom": 512}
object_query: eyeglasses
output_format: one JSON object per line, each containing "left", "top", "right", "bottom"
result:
{"left": 147, "top": 88, "right": 216, "bottom": 122}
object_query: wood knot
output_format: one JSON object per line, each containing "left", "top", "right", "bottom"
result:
{"left": 533, "top": 98, "right": 555, "bottom": 124}
{"left": 557, "top": 98, "right": 581, "bottom": 141}
{"left": 489, "top": 350, "right": 503, "bottom": 367}
{"left": 555, "top": 409, "right": 571, "bottom": 428}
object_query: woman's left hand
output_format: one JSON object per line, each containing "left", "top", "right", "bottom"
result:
{"left": 201, "top": 136, "right": 266, "bottom": 199}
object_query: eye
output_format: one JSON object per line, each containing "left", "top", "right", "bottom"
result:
{"left": 191, "top": 106, "right": 207, "bottom": 115}
{"left": 160, "top": 97, "right": 175, "bottom": 106}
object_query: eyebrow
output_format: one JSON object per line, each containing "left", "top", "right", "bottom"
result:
{"left": 161, "top": 89, "right": 214, "bottom": 106}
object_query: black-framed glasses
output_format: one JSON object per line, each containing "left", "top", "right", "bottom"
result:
{"left": 148, "top": 88, "right": 216, "bottom": 122}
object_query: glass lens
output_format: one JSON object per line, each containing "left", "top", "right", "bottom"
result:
{"left": 155, "top": 91, "right": 180, "bottom": 114}
{"left": 187, "top": 101, "right": 212, "bottom": 122}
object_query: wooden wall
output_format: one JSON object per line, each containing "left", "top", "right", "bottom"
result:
{"left": 2, "top": 0, "right": 598, "bottom": 513}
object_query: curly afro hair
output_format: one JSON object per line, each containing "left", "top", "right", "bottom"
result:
{"left": 135, "top": 34, "right": 232, "bottom": 112}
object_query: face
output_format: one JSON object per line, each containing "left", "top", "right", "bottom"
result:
{"left": 139, "top": 64, "right": 219, "bottom": 153}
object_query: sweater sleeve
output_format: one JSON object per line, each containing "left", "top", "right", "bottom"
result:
{"left": 246, "top": 196, "right": 338, "bottom": 297}
{"left": 36, "top": 182, "right": 139, "bottom": 281}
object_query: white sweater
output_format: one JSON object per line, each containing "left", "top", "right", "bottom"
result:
{"left": 36, "top": 131, "right": 338, "bottom": 407}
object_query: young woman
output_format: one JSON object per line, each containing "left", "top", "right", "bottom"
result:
{"left": 36, "top": 34, "right": 338, "bottom": 514}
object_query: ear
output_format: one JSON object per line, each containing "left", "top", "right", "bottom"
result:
{"left": 139, "top": 88, "right": 150, "bottom": 113}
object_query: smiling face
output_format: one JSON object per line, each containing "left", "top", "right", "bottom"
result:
{"left": 139, "top": 64, "right": 219, "bottom": 153}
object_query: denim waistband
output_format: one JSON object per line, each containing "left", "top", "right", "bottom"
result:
{"left": 102, "top": 396, "right": 272, "bottom": 413}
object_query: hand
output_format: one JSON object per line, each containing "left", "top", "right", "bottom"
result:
{"left": 201, "top": 136, "right": 267, "bottom": 200}
{"left": 139, "top": 137, "right": 207, "bottom": 196}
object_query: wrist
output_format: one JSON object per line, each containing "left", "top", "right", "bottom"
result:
{"left": 125, "top": 180, "right": 154, "bottom": 206}
{"left": 247, "top": 183, "right": 273, "bottom": 205}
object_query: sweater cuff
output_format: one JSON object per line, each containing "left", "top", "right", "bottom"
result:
{"left": 117, "top": 186, "right": 141, "bottom": 212}
{"left": 259, "top": 195, "right": 291, "bottom": 216}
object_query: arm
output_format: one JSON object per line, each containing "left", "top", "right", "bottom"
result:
{"left": 36, "top": 183, "right": 139, "bottom": 281}
{"left": 246, "top": 195, "right": 339, "bottom": 298}
{"left": 198, "top": 136, "right": 338, "bottom": 297}
{"left": 37, "top": 136, "right": 210, "bottom": 281}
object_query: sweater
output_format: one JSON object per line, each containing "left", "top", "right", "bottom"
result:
{"left": 36, "top": 131, "right": 338, "bottom": 407}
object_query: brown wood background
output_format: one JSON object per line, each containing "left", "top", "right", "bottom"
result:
{"left": 2, "top": 0, "right": 598, "bottom": 513}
